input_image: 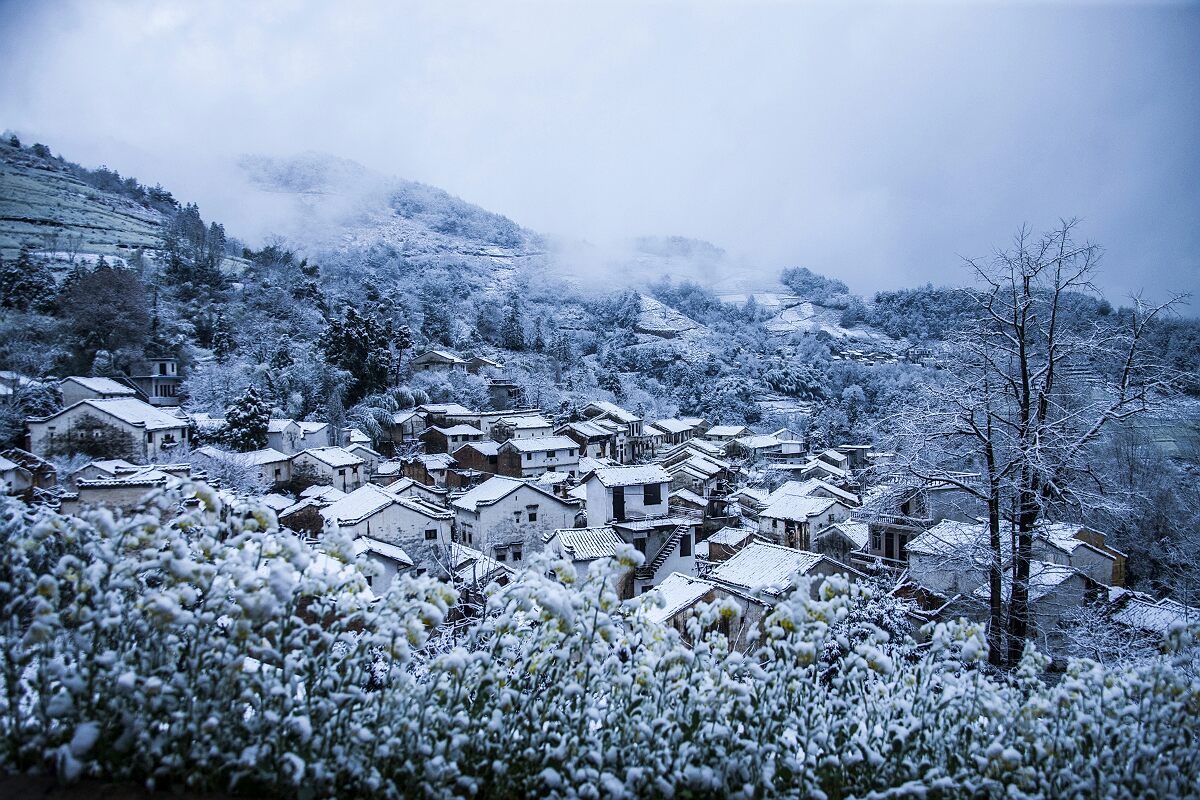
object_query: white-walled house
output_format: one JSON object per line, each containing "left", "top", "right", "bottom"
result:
{"left": 267, "top": 419, "right": 304, "bottom": 454}
{"left": 321, "top": 483, "right": 455, "bottom": 572}
{"left": 582, "top": 465, "right": 671, "bottom": 524}
{"left": 27, "top": 398, "right": 190, "bottom": 463}
{"left": 492, "top": 414, "right": 554, "bottom": 441}
{"left": 451, "top": 476, "right": 583, "bottom": 564}
{"left": 195, "top": 445, "right": 292, "bottom": 487}
{"left": 292, "top": 446, "right": 365, "bottom": 492}
{"left": 353, "top": 536, "right": 414, "bottom": 595}
{"left": 497, "top": 436, "right": 581, "bottom": 478}
{"left": 297, "top": 421, "right": 334, "bottom": 450}
{"left": 757, "top": 494, "right": 850, "bottom": 550}
{"left": 57, "top": 376, "right": 136, "bottom": 407}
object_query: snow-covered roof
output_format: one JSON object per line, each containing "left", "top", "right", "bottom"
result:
{"left": 418, "top": 403, "right": 474, "bottom": 416}
{"left": 802, "top": 459, "right": 849, "bottom": 479}
{"left": 705, "top": 425, "right": 749, "bottom": 438}
{"left": 59, "top": 376, "right": 136, "bottom": 396}
{"left": 498, "top": 415, "right": 552, "bottom": 429}
{"left": 560, "top": 420, "right": 617, "bottom": 439}
{"left": 392, "top": 409, "right": 421, "bottom": 425}
{"left": 783, "top": 478, "right": 860, "bottom": 505}
{"left": 73, "top": 458, "right": 139, "bottom": 478}
{"left": 759, "top": 494, "right": 838, "bottom": 522}
{"left": 972, "top": 560, "right": 1081, "bottom": 604}
{"left": 298, "top": 446, "right": 364, "bottom": 468}
{"left": 452, "top": 476, "right": 569, "bottom": 513}
{"left": 585, "top": 464, "right": 670, "bottom": 488}
{"left": 375, "top": 460, "right": 406, "bottom": 475}
{"left": 708, "top": 541, "right": 827, "bottom": 597}
{"left": 734, "top": 434, "right": 783, "bottom": 450}
{"left": 555, "top": 526, "right": 625, "bottom": 561}
{"left": 455, "top": 440, "right": 501, "bottom": 456}
{"left": 353, "top": 536, "right": 413, "bottom": 567}
{"left": 300, "top": 485, "right": 346, "bottom": 501}
{"left": 500, "top": 436, "right": 579, "bottom": 453}
{"left": 414, "top": 453, "right": 456, "bottom": 470}
{"left": 298, "top": 421, "right": 329, "bottom": 434}
{"left": 1112, "top": 596, "right": 1195, "bottom": 635}
{"left": 585, "top": 401, "right": 641, "bottom": 424}
{"left": 447, "top": 543, "right": 512, "bottom": 585}
{"left": 537, "top": 471, "right": 572, "bottom": 485}
{"left": 0, "top": 454, "right": 25, "bottom": 473}
{"left": 614, "top": 516, "right": 696, "bottom": 532}
{"left": 907, "top": 520, "right": 988, "bottom": 558}
{"left": 708, "top": 526, "right": 757, "bottom": 547}
{"left": 259, "top": 493, "right": 295, "bottom": 512}
{"left": 568, "top": 484, "right": 588, "bottom": 502}
{"left": 670, "top": 487, "right": 706, "bottom": 507}
{"left": 815, "top": 521, "right": 870, "bottom": 550}
{"left": 53, "top": 398, "right": 186, "bottom": 431}
{"left": 413, "top": 349, "right": 468, "bottom": 364}
{"left": 347, "top": 428, "right": 371, "bottom": 444}
{"left": 428, "top": 424, "right": 485, "bottom": 437}
{"left": 321, "top": 484, "right": 405, "bottom": 526}
{"left": 653, "top": 418, "right": 695, "bottom": 435}
{"left": 197, "top": 445, "right": 290, "bottom": 466}
{"left": 645, "top": 572, "right": 717, "bottom": 624}
{"left": 267, "top": 418, "right": 297, "bottom": 433}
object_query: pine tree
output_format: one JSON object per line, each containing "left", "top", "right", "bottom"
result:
{"left": 1, "top": 245, "right": 57, "bottom": 313}
{"left": 224, "top": 386, "right": 269, "bottom": 452}
{"left": 211, "top": 313, "right": 236, "bottom": 361}
{"left": 501, "top": 301, "right": 525, "bottom": 351}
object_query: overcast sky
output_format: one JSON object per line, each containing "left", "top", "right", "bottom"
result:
{"left": 1, "top": 0, "right": 1197, "bottom": 303}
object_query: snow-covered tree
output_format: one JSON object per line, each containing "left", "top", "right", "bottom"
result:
{"left": 223, "top": 386, "right": 269, "bottom": 451}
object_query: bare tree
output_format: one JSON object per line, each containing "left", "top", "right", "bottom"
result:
{"left": 891, "top": 220, "right": 1179, "bottom": 667}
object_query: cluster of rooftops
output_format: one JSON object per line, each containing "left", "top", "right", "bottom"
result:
{"left": 3, "top": 376, "right": 1191, "bottom": 655}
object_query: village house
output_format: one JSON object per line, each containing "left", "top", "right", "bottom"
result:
{"left": 27, "top": 397, "right": 190, "bottom": 463}
{"left": 1031, "top": 523, "right": 1127, "bottom": 586}
{"left": 967, "top": 561, "right": 1095, "bottom": 656}
{"left": 580, "top": 401, "right": 645, "bottom": 463}
{"left": 292, "top": 446, "right": 365, "bottom": 492}
{"left": 420, "top": 424, "right": 485, "bottom": 454}
{"left": 858, "top": 477, "right": 983, "bottom": 571}
{"left": 352, "top": 536, "right": 414, "bottom": 595}
{"left": 387, "top": 409, "right": 426, "bottom": 446}
{"left": 451, "top": 440, "right": 501, "bottom": 475}
{"left": 491, "top": 414, "right": 554, "bottom": 442}
{"left": 57, "top": 375, "right": 136, "bottom": 407}
{"left": 652, "top": 418, "right": 699, "bottom": 447}
{"left": 757, "top": 494, "right": 850, "bottom": 550}
{"left": 416, "top": 403, "right": 475, "bottom": 427}
{"left": 319, "top": 484, "right": 455, "bottom": 572}
{"left": 643, "top": 572, "right": 767, "bottom": 651}
{"left": 442, "top": 408, "right": 543, "bottom": 438}
{"left": 67, "top": 463, "right": 195, "bottom": 513}
{"left": 617, "top": 514, "right": 704, "bottom": 594}
{"left": 1, "top": 448, "right": 55, "bottom": 493}
{"left": 130, "top": 357, "right": 182, "bottom": 407}
{"left": 702, "top": 424, "right": 750, "bottom": 444}
{"left": 496, "top": 436, "right": 581, "bottom": 478}
{"left": 543, "top": 525, "right": 627, "bottom": 572}
{"left": 345, "top": 442, "right": 384, "bottom": 476}
{"left": 557, "top": 419, "right": 621, "bottom": 460}
{"left": 466, "top": 354, "right": 503, "bottom": 374}
{"left": 410, "top": 349, "right": 470, "bottom": 373}
{"left": 297, "top": 421, "right": 334, "bottom": 450}
{"left": 451, "top": 476, "right": 583, "bottom": 564}
{"left": 729, "top": 433, "right": 784, "bottom": 460}
{"left": 404, "top": 452, "right": 456, "bottom": 488}
{"left": 266, "top": 419, "right": 304, "bottom": 454}
{"left": 0, "top": 453, "right": 31, "bottom": 495}
{"left": 811, "top": 520, "right": 870, "bottom": 567}
{"left": 708, "top": 539, "right": 862, "bottom": 602}
{"left": 700, "top": 526, "right": 759, "bottom": 565}
{"left": 583, "top": 464, "right": 671, "bottom": 524}
{"left": 195, "top": 445, "right": 292, "bottom": 487}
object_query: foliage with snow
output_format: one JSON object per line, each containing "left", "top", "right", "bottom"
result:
{"left": 2, "top": 489, "right": 1198, "bottom": 798}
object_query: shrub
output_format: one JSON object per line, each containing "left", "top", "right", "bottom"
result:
{"left": 1, "top": 489, "right": 1198, "bottom": 798}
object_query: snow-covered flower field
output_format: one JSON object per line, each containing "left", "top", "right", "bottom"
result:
{"left": 2, "top": 487, "right": 1197, "bottom": 799}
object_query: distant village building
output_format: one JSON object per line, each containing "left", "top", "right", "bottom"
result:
{"left": 130, "top": 357, "right": 182, "bottom": 407}
{"left": 292, "top": 446, "right": 365, "bottom": 492}
{"left": 27, "top": 397, "right": 190, "bottom": 463}
{"left": 451, "top": 476, "right": 582, "bottom": 563}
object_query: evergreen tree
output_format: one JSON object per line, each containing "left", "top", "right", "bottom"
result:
{"left": 322, "top": 309, "right": 395, "bottom": 405}
{"left": 211, "top": 313, "right": 236, "bottom": 361}
{"left": 270, "top": 336, "right": 294, "bottom": 370}
{"left": 224, "top": 386, "right": 269, "bottom": 452}
{"left": 1, "top": 246, "right": 57, "bottom": 313}
{"left": 501, "top": 300, "right": 525, "bottom": 351}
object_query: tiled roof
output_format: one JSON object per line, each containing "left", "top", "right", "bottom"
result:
{"left": 585, "top": 464, "right": 670, "bottom": 488}
{"left": 708, "top": 541, "right": 826, "bottom": 597}
{"left": 555, "top": 526, "right": 624, "bottom": 561}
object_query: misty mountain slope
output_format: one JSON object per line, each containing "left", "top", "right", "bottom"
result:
{"left": 233, "top": 153, "right": 548, "bottom": 294}
{"left": 0, "top": 140, "right": 166, "bottom": 261}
